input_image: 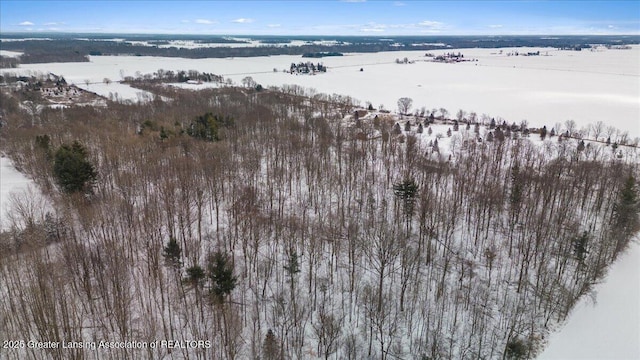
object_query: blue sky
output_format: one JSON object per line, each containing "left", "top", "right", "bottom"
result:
{"left": 1, "top": 1, "right": 638, "bottom": 35}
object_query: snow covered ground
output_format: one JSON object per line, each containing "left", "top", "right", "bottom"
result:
{"left": 539, "top": 239, "right": 640, "bottom": 359}
{"left": 2, "top": 45, "right": 638, "bottom": 137}
{"left": 152, "top": 38, "right": 349, "bottom": 49}
{"left": 165, "top": 81, "right": 222, "bottom": 90}
{"left": 0, "top": 156, "right": 36, "bottom": 230}
{"left": 82, "top": 82, "right": 155, "bottom": 103}
{"left": 0, "top": 50, "right": 23, "bottom": 58}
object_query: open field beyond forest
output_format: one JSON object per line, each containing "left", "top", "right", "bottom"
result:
{"left": 3, "top": 43, "right": 638, "bottom": 139}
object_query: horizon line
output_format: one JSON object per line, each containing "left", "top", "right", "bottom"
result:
{"left": 2, "top": 31, "right": 640, "bottom": 37}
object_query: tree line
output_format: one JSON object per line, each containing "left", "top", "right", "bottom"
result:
{"left": 4, "top": 35, "right": 638, "bottom": 64}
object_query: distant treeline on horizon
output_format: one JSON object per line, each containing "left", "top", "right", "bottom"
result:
{"left": 1, "top": 33, "right": 639, "bottom": 64}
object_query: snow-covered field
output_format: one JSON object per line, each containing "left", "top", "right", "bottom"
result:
{"left": 0, "top": 50, "right": 23, "bottom": 58}
{"left": 165, "top": 81, "right": 222, "bottom": 90}
{"left": 0, "top": 157, "right": 36, "bottom": 230}
{"left": 151, "top": 38, "right": 349, "bottom": 49}
{"left": 2, "top": 45, "right": 639, "bottom": 137}
{"left": 83, "top": 82, "right": 155, "bottom": 103}
{"left": 540, "top": 239, "right": 640, "bottom": 359}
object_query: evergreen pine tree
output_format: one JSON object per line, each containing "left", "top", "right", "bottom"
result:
{"left": 185, "top": 265, "right": 205, "bottom": 287}
{"left": 53, "top": 140, "right": 97, "bottom": 194}
{"left": 283, "top": 250, "right": 301, "bottom": 276}
{"left": 163, "top": 237, "right": 182, "bottom": 269}
{"left": 159, "top": 126, "right": 168, "bottom": 141}
{"left": 393, "top": 178, "right": 419, "bottom": 219}
{"left": 207, "top": 251, "right": 237, "bottom": 303}
{"left": 394, "top": 177, "right": 419, "bottom": 232}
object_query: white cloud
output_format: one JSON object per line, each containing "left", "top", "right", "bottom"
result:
{"left": 195, "top": 19, "right": 215, "bottom": 25}
{"left": 488, "top": 24, "right": 503, "bottom": 28}
{"left": 267, "top": 24, "right": 281, "bottom": 28}
{"left": 418, "top": 20, "right": 444, "bottom": 29}
{"left": 394, "top": 1, "right": 406, "bottom": 6}
{"left": 19, "top": 21, "right": 34, "bottom": 26}
{"left": 360, "top": 28, "right": 385, "bottom": 32}
{"left": 43, "top": 22, "right": 63, "bottom": 26}
{"left": 354, "top": 20, "right": 452, "bottom": 34}
{"left": 232, "top": 18, "right": 254, "bottom": 24}
{"left": 360, "top": 22, "right": 387, "bottom": 33}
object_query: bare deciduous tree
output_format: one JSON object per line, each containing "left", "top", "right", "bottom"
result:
{"left": 397, "top": 97, "right": 413, "bottom": 116}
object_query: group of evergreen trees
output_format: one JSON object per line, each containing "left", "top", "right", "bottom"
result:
{"left": 289, "top": 62, "right": 327, "bottom": 74}
{"left": 186, "top": 112, "right": 234, "bottom": 142}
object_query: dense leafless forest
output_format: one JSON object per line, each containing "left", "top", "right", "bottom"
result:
{"left": 0, "top": 80, "right": 638, "bottom": 359}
